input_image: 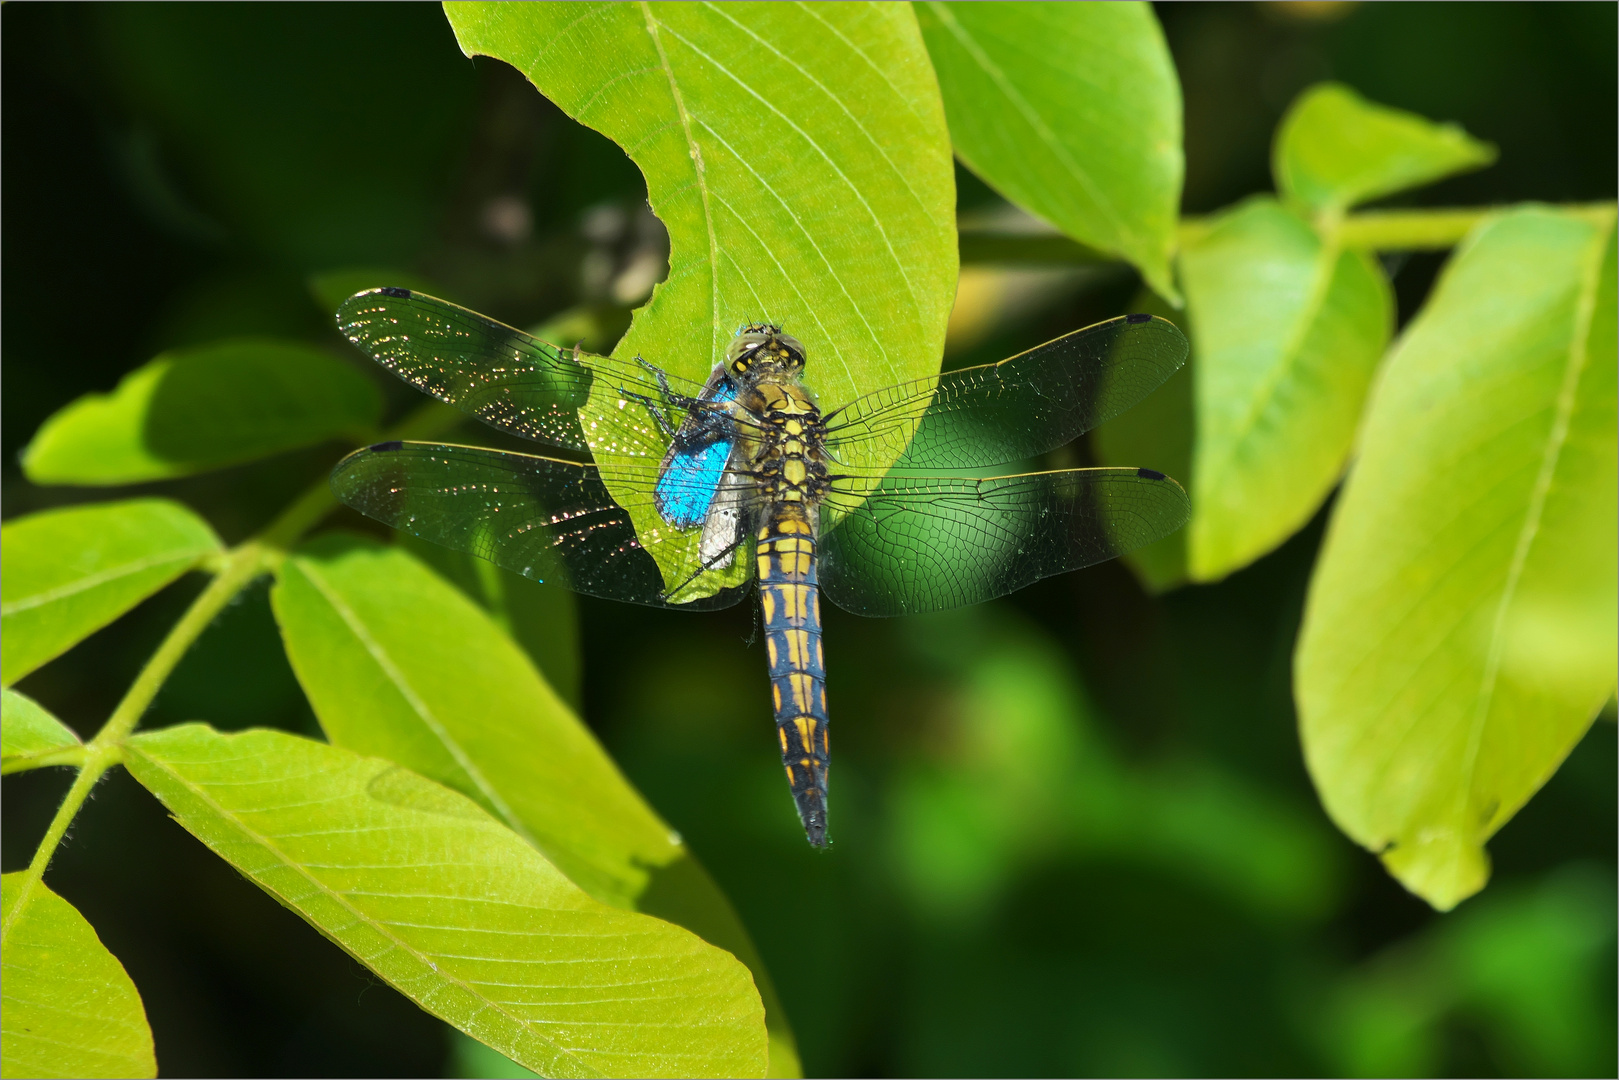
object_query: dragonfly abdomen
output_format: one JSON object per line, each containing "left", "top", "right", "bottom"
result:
{"left": 757, "top": 503, "right": 830, "bottom": 847}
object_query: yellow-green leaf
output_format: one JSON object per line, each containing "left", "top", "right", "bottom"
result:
{"left": 272, "top": 535, "right": 800, "bottom": 1075}
{"left": 1296, "top": 208, "right": 1618, "bottom": 910}
{"left": 917, "top": 1, "right": 1183, "bottom": 301}
{"left": 123, "top": 724, "right": 769, "bottom": 1078}
{"left": 1, "top": 499, "right": 222, "bottom": 686}
{"left": 1, "top": 874, "right": 156, "bottom": 1079}
{"left": 1274, "top": 82, "right": 1496, "bottom": 217}
{"left": 1180, "top": 198, "right": 1392, "bottom": 581}
{"left": 443, "top": 2, "right": 955, "bottom": 594}
{"left": 22, "top": 339, "right": 381, "bottom": 486}
{"left": 1, "top": 689, "right": 81, "bottom": 774}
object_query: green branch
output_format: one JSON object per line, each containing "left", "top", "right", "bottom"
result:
{"left": 11, "top": 397, "right": 470, "bottom": 913}
{"left": 959, "top": 202, "right": 1619, "bottom": 266}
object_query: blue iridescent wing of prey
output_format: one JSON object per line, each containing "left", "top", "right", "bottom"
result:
{"left": 336, "top": 287, "right": 707, "bottom": 458}
{"left": 821, "top": 313, "right": 1188, "bottom": 471}
{"left": 654, "top": 378, "right": 739, "bottom": 529}
{"left": 330, "top": 440, "right": 753, "bottom": 612}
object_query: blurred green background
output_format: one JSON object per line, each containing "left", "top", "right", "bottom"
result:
{"left": 3, "top": 3, "right": 1613, "bottom": 1076}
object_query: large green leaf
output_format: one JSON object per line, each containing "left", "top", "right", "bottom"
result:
{"left": 916, "top": 1, "right": 1182, "bottom": 301}
{"left": 1273, "top": 82, "right": 1496, "bottom": 217}
{"left": 272, "top": 535, "right": 799, "bottom": 1075}
{"left": 1, "top": 689, "right": 81, "bottom": 775}
{"left": 123, "top": 724, "right": 768, "bottom": 1078}
{"left": 1179, "top": 197, "right": 1392, "bottom": 581}
{"left": 1, "top": 499, "right": 222, "bottom": 686}
{"left": 22, "top": 339, "right": 381, "bottom": 486}
{"left": 398, "top": 533, "right": 584, "bottom": 714}
{"left": 1, "top": 874, "right": 156, "bottom": 1079}
{"left": 444, "top": 2, "right": 956, "bottom": 590}
{"left": 1296, "top": 208, "right": 1618, "bottom": 910}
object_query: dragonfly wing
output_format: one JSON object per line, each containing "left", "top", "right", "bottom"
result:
{"left": 823, "top": 314, "right": 1187, "bottom": 471}
{"left": 818, "top": 467, "right": 1189, "bottom": 617}
{"left": 337, "top": 288, "right": 705, "bottom": 457}
{"left": 331, "top": 441, "right": 754, "bottom": 611}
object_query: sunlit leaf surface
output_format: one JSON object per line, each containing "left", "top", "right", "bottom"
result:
{"left": 1180, "top": 198, "right": 1392, "bottom": 581}
{"left": 1, "top": 500, "right": 222, "bottom": 686}
{"left": 22, "top": 340, "right": 381, "bottom": 486}
{"left": 1, "top": 874, "right": 155, "bottom": 1079}
{"left": 272, "top": 535, "right": 799, "bottom": 1075}
{"left": 1, "top": 689, "right": 80, "bottom": 774}
{"left": 444, "top": 2, "right": 956, "bottom": 589}
{"left": 123, "top": 724, "right": 770, "bottom": 1079}
{"left": 1274, "top": 82, "right": 1496, "bottom": 216}
{"left": 1296, "top": 208, "right": 1617, "bottom": 910}
{"left": 917, "top": 1, "right": 1183, "bottom": 300}
{"left": 398, "top": 534, "right": 585, "bottom": 713}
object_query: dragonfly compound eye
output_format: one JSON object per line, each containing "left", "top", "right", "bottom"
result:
{"left": 774, "top": 334, "right": 807, "bottom": 368}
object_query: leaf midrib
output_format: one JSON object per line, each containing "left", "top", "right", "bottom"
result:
{"left": 1453, "top": 217, "right": 1613, "bottom": 825}
{"left": 639, "top": 1, "right": 718, "bottom": 362}
{"left": 0, "top": 548, "right": 204, "bottom": 616}
{"left": 291, "top": 558, "right": 539, "bottom": 850}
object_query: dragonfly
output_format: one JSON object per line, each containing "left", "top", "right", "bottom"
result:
{"left": 329, "top": 288, "right": 1191, "bottom": 847}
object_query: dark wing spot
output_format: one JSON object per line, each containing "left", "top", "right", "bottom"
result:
{"left": 378, "top": 286, "right": 412, "bottom": 298}
{"left": 1125, "top": 312, "right": 1152, "bottom": 324}
{"left": 369, "top": 440, "right": 404, "bottom": 452}
{"left": 1137, "top": 467, "right": 1166, "bottom": 480}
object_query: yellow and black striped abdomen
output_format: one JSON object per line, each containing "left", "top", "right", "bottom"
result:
{"left": 757, "top": 503, "right": 830, "bottom": 846}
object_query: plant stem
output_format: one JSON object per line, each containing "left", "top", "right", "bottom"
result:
{"left": 959, "top": 201, "right": 1619, "bottom": 265}
{"left": 12, "top": 397, "right": 470, "bottom": 903}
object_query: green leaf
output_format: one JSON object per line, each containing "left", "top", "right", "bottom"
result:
{"left": 1274, "top": 82, "right": 1497, "bottom": 217}
{"left": 123, "top": 724, "right": 768, "bottom": 1078}
{"left": 22, "top": 339, "right": 382, "bottom": 486}
{"left": 1, "top": 499, "right": 222, "bottom": 686}
{"left": 397, "top": 534, "right": 584, "bottom": 714}
{"left": 272, "top": 535, "right": 800, "bottom": 1075}
{"left": 1180, "top": 198, "right": 1393, "bottom": 581}
{"left": 1, "top": 689, "right": 81, "bottom": 774}
{"left": 444, "top": 2, "right": 956, "bottom": 590}
{"left": 1, "top": 874, "right": 156, "bottom": 1079}
{"left": 273, "top": 534, "right": 673, "bottom": 901}
{"left": 916, "top": 1, "right": 1183, "bottom": 301}
{"left": 1296, "top": 208, "right": 1618, "bottom": 910}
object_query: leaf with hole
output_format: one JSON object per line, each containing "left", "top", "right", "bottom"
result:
{"left": 443, "top": 1, "right": 956, "bottom": 591}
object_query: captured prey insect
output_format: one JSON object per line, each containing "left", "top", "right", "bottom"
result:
{"left": 328, "top": 288, "right": 1191, "bottom": 846}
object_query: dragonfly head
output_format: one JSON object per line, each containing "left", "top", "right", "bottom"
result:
{"left": 727, "top": 323, "right": 806, "bottom": 382}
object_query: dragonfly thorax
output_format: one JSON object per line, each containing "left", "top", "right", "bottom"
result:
{"left": 742, "top": 380, "right": 831, "bottom": 513}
